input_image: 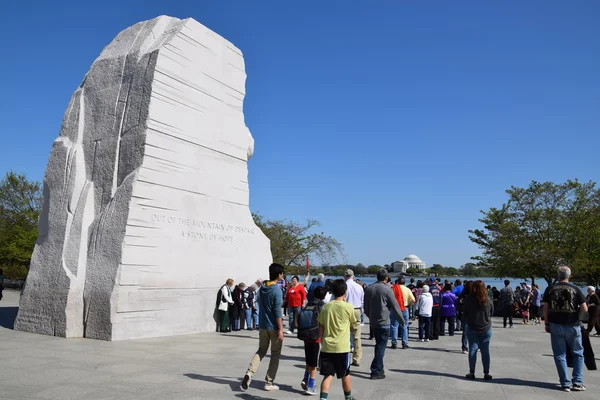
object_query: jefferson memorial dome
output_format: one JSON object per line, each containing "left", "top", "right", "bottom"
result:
{"left": 390, "top": 254, "right": 427, "bottom": 273}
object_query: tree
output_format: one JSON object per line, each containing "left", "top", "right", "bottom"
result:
{"left": 252, "top": 213, "right": 345, "bottom": 268}
{"left": 460, "top": 262, "right": 480, "bottom": 277}
{"left": 0, "top": 172, "right": 42, "bottom": 274}
{"left": 469, "top": 180, "right": 598, "bottom": 285}
{"left": 446, "top": 267, "right": 458, "bottom": 276}
{"left": 367, "top": 265, "right": 382, "bottom": 274}
{"left": 429, "top": 264, "right": 444, "bottom": 274}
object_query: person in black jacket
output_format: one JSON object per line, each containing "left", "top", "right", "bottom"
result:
{"left": 586, "top": 286, "right": 600, "bottom": 335}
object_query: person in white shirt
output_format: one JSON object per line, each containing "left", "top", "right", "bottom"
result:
{"left": 417, "top": 285, "right": 434, "bottom": 342}
{"left": 344, "top": 269, "right": 365, "bottom": 366}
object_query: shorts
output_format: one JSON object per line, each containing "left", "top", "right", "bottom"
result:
{"left": 319, "top": 352, "right": 350, "bottom": 379}
{"left": 530, "top": 304, "right": 540, "bottom": 317}
{"left": 304, "top": 342, "right": 320, "bottom": 368}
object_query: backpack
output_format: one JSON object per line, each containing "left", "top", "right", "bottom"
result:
{"left": 297, "top": 301, "right": 323, "bottom": 341}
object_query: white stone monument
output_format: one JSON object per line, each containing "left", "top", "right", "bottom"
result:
{"left": 15, "top": 16, "right": 272, "bottom": 341}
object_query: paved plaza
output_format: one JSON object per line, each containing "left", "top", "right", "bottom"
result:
{"left": 0, "top": 289, "right": 598, "bottom": 400}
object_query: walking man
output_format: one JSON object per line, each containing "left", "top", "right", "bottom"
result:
{"left": 344, "top": 269, "right": 364, "bottom": 366}
{"left": 543, "top": 266, "right": 588, "bottom": 392}
{"left": 499, "top": 280, "right": 515, "bottom": 328}
{"left": 364, "top": 269, "right": 404, "bottom": 380}
{"left": 241, "top": 263, "right": 285, "bottom": 392}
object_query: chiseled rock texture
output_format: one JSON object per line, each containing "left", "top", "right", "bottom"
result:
{"left": 15, "top": 16, "right": 272, "bottom": 341}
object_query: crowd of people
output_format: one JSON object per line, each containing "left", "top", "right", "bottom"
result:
{"left": 215, "top": 265, "right": 597, "bottom": 397}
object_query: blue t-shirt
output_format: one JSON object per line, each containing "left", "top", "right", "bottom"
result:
{"left": 258, "top": 283, "right": 283, "bottom": 330}
{"left": 532, "top": 289, "right": 541, "bottom": 306}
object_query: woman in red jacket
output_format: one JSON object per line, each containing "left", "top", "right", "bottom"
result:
{"left": 285, "top": 275, "right": 306, "bottom": 334}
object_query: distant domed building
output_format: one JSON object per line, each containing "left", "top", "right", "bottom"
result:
{"left": 389, "top": 254, "right": 426, "bottom": 273}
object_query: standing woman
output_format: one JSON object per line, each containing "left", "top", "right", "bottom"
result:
{"left": 440, "top": 283, "right": 457, "bottom": 336}
{"left": 586, "top": 286, "right": 600, "bottom": 335}
{"left": 458, "top": 281, "right": 472, "bottom": 354}
{"left": 530, "top": 284, "right": 542, "bottom": 325}
{"left": 463, "top": 280, "right": 494, "bottom": 380}
{"left": 217, "top": 278, "right": 235, "bottom": 333}
{"left": 284, "top": 275, "right": 306, "bottom": 334}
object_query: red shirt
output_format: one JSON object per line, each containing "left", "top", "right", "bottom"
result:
{"left": 286, "top": 285, "right": 306, "bottom": 307}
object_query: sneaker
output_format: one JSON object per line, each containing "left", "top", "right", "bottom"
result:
{"left": 301, "top": 379, "right": 307, "bottom": 391}
{"left": 462, "top": 350, "right": 467, "bottom": 354}
{"left": 351, "top": 361, "right": 360, "bottom": 367}
{"left": 361, "top": 323, "right": 365, "bottom": 326}
{"left": 391, "top": 344, "right": 397, "bottom": 349}
{"left": 420, "top": 339, "right": 424, "bottom": 342}
{"left": 305, "top": 386, "right": 317, "bottom": 396}
{"left": 264, "top": 383, "right": 279, "bottom": 391}
{"left": 509, "top": 325, "right": 514, "bottom": 329}
{"left": 561, "top": 386, "right": 571, "bottom": 392}
{"left": 285, "top": 330, "right": 292, "bottom": 335}
{"left": 425, "top": 339, "right": 430, "bottom": 342}
{"left": 572, "top": 384, "right": 586, "bottom": 392}
{"left": 370, "top": 373, "right": 386, "bottom": 380}
{"left": 241, "top": 374, "right": 251, "bottom": 391}
{"left": 402, "top": 344, "right": 409, "bottom": 349}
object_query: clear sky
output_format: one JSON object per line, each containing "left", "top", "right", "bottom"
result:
{"left": 1, "top": 1, "right": 598, "bottom": 268}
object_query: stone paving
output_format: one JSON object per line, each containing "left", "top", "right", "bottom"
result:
{"left": 0, "top": 289, "right": 598, "bottom": 400}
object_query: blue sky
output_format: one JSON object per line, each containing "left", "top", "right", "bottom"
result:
{"left": 1, "top": 1, "right": 598, "bottom": 267}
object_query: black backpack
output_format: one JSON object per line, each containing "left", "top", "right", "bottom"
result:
{"left": 297, "top": 301, "right": 323, "bottom": 341}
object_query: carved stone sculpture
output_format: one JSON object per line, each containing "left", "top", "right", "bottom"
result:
{"left": 15, "top": 16, "right": 272, "bottom": 340}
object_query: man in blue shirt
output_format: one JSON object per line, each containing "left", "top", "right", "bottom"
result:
{"left": 307, "top": 273, "right": 325, "bottom": 302}
{"left": 453, "top": 279, "right": 464, "bottom": 331}
{"left": 241, "top": 263, "right": 285, "bottom": 392}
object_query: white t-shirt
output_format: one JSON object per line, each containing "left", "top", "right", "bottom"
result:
{"left": 323, "top": 292, "right": 333, "bottom": 304}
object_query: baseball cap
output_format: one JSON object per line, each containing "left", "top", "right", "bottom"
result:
{"left": 345, "top": 269, "right": 354, "bottom": 277}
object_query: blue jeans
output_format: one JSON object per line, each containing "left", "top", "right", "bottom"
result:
{"left": 550, "top": 323, "right": 584, "bottom": 387}
{"left": 390, "top": 314, "right": 400, "bottom": 345}
{"left": 461, "top": 322, "right": 468, "bottom": 351}
{"left": 371, "top": 326, "right": 389, "bottom": 377}
{"left": 465, "top": 326, "right": 492, "bottom": 374}
{"left": 288, "top": 306, "right": 301, "bottom": 333}
{"left": 361, "top": 312, "right": 364, "bottom": 324}
{"left": 418, "top": 316, "right": 431, "bottom": 340}
{"left": 244, "top": 309, "right": 252, "bottom": 329}
{"left": 252, "top": 308, "right": 259, "bottom": 328}
{"left": 400, "top": 310, "right": 409, "bottom": 345}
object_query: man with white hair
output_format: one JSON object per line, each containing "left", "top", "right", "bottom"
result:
{"left": 344, "top": 269, "right": 364, "bottom": 366}
{"left": 307, "top": 273, "right": 325, "bottom": 302}
{"left": 542, "top": 266, "right": 588, "bottom": 392}
{"left": 585, "top": 286, "right": 600, "bottom": 335}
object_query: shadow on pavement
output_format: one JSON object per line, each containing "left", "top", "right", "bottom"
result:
{"left": 184, "top": 373, "right": 298, "bottom": 395}
{"left": 411, "top": 346, "right": 464, "bottom": 354}
{"left": 0, "top": 307, "right": 18, "bottom": 329}
{"left": 391, "top": 369, "right": 558, "bottom": 390}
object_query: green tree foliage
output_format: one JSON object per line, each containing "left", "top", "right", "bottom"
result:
{"left": 367, "top": 264, "right": 382, "bottom": 274}
{"left": 460, "top": 262, "right": 482, "bottom": 277}
{"left": 252, "top": 213, "right": 345, "bottom": 268}
{"left": 429, "top": 264, "right": 444, "bottom": 274}
{"left": 0, "top": 172, "right": 42, "bottom": 277}
{"left": 469, "top": 180, "right": 600, "bottom": 285}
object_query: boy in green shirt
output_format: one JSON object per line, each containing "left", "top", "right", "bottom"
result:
{"left": 317, "top": 279, "right": 357, "bottom": 400}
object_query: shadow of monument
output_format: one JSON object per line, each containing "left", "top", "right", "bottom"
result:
{"left": 0, "top": 307, "right": 18, "bottom": 329}
{"left": 390, "top": 369, "right": 558, "bottom": 390}
{"left": 184, "top": 373, "right": 297, "bottom": 394}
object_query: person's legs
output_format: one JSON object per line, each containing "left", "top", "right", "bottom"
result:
{"left": 588, "top": 308, "right": 600, "bottom": 333}
{"left": 418, "top": 316, "right": 425, "bottom": 340}
{"left": 449, "top": 316, "right": 456, "bottom": 336}
{"left": 370, "top": 326, "right": 389, "bottom": 377}
{"left": 351, "top": 309, "right": 362, "bottom": 363}
{"left": 456, "top": 310, "right": 462, "bottom": 331}
{"left": 401, "top": 309, "right": 409, "bottom": 345}
{"left": 466, "top": 326, "right": 479, "bottom": 374}
{"left": 245, "top": 329, "right": 270, "bottom": 378}
{"left": 461, "top": 325, "right": 468, "bottom": 351}
{"left": 508, "top": 313, "right": 513, "bottom": 327}
{"left": 220, "top": 310, "right": 229, "bottom": 332}
{"left": 341, "top": 374, "right": 352, "bottom": 394}
{"left": 266, "top": 330, "right": 282, "bottom": 384}
{"left": 245, "top": 309, "right": 252, "bottom": 330}
{"left": 431, "top": 307, "right": 440, "bottom": 339}
{"left": 503, "top": 315, "right": 507, "bottom": 328}
{"left": 424, "top": 317, "right": 431, "bottom": 341}
{"left": 252, "top": 309, "right": 259, "bottom": 329}
{"left": 320, "top": 375, "right": 333, "bottom": 398}
{"left": 390, "top": 314, "right": 399, "bottom": 346}
{"left": 439, "top": 316, "right": 446, "bottom": 336}
{"left": 550, "top": 324, "right": 571, "bottom": 388}
{"left": 564, "top": 325, "right": 584, "bottom": 386}
{"left": 288, "top": 307, "right": 294, "bottom": 333}
{"left": 479, "top": 329, "right": 492, "bottom": 375}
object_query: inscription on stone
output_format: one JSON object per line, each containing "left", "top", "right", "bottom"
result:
{"left": 151, "top": 213, "right": 256, "bottom": 243}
